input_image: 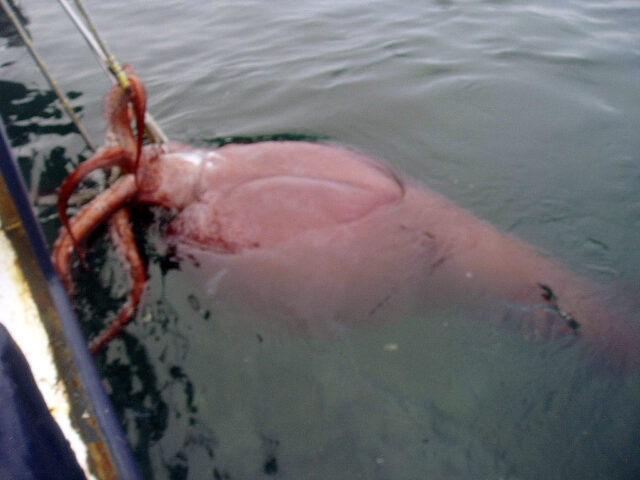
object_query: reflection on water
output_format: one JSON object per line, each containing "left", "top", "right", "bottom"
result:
{"left": 0, "top": 80, "right": 82, "bottom": 146}
{"left": 0, "top": 79, "right": 88, "bottom": 230}
{"left": 0, "top": 0, "right": 28, "bottom": 49}
{"left": 1, "top": 0, "right": 639, "bottom": 479}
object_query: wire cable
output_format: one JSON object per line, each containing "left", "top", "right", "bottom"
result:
{"left": 56, "top": 0, "right": 168, "bottom": 143}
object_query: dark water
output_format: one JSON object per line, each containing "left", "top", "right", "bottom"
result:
{"left": 1, "top": 1, "right": 639, "bottom": 479}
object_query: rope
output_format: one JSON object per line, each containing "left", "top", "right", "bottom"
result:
{"left": 0, "top": 0, "right": 96, "bottom": 151}
{"left": 56, "top": 0, "right": 169, "bottom": 144}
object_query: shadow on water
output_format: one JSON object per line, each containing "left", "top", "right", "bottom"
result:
{"left": 204, "top": 132, "right": 326, "bottom": 148}
{"left": 0, "top": 80, "right": 86, "bottom": 200}
{"left": 70, "top": 218, "right": 210, "bottom": 478}
{"left": 97, "top": 332, "right": 170, "bottom": 479}
{"left": 0, "top": 80, "right": 83, "bottom": 146}
{"left": 0, "top": 0, "right": 29, "bottom": 50}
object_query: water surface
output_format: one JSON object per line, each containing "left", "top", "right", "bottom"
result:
{"left": 1, "top": 1, "right": 639, "bottom": 478}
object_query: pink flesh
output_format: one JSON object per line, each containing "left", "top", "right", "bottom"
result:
{"left": 135, "top": 141, "right": 639, "bottom": 371}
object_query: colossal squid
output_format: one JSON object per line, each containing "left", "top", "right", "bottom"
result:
{"left": 52, "top": 66, "right": 639, "bottom": 371}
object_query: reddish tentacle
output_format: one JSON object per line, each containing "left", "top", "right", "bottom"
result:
{"left": 124, "top": 64, "right": 147, "bottom": 173}
{"left": 57, "top": 147, "right": 134, "bottom": 265}
{"left": 52, "top": 174, "right": 138, "bottom": 291}
{"left": 103, "top": 81, "right": 137, "bottom": 156}
{"left": 54, "top": 64, "right": 150, "bottom": 355}
{"left": 89, "top": 206, "right": 146, "bottom": 356}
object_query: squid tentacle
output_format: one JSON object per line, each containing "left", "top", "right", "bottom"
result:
{"left": 57, "top": 146, "right": 135, "bottom": 264}
{"left": 102, "top": 82, "right": 136, "bottom": 156}
{"left": 58, "top": 65, "right": 146, "bottom": 269}
{"left": 89, "top": 206, "right": 146, "bottom": 356}
{"left": 124, "top": 64, "right": 147, "bottom": 174}
{"left": 102, "top": 63, "right": 146, "bottom": 161}
{"left": 52, "top": 174, "right": 138, "bottom": 291}
{"left": 53, "top": 63, "right": 150, "bottom": 354}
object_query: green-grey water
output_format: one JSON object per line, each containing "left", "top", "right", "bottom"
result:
{"left": 1, "top": 1, "right": 639, "bottom": 479}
